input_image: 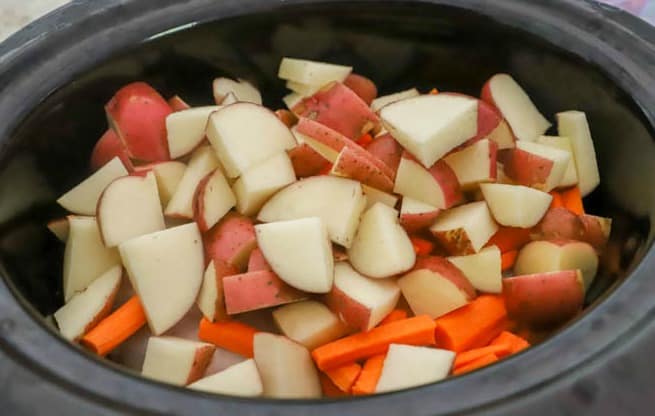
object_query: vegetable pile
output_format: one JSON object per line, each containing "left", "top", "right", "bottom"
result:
{"left": 47, "top": 57, "right": 611, "bottom": 398}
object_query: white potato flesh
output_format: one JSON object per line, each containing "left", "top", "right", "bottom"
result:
{"left": 141, "top": 336, "right": 214, "bottom": 386}
{"left": 375, "top": 344, "right": 454, "bottom": 393}
{"left": 278, "top": 58, "right": 351, "bottom": 86}
{"left": 371, "top": 88, "right": 420, "bottom": 112}
{"left": 556, "top": 111, "right": 600, "bottom": 196}
{"left": 272, "top": 300, "right": 348, "bottom": 350}
{"left": 480, "top": 183, "right": 552, "bottom": 228}
{"left": 447, "top": 246, "right": 502, "bottom": 293}
{"left": 166, "top": 106, "right": 222, "bottom": 158}
{"left": 188, "top": 359, "right": 263, "bottom": 397}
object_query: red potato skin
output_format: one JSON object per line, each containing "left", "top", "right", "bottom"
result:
{"left": 429, "top": 159, "right": 464, "bottom": 209}
{"left": 343, "top": 74, "right": 378, "bottom": 106}
{"left": 431, "top": 228, "right": 475, "bottom": 256}
{"left": 193, "top": 170, "right": 216, "bottom": 232}
{"left": 331, "top": 146, "right": 394, "bottom": 192}
{"left": 324, "top": 285, "right": 373, "bottom": 332}
{"left": 90, "top": 129, "right": 134, "bottom": 172}
{"left": 503, "top": 270, "right": 585, "bottom": 327}
{"left": 292, "top": 82, "right": 380, "bottom": 140}
{"left": 167, "top": 95, "right": 191, "bottom": 112}
{"left": 210, "top": 259, "right": 240, "bottom": 322}
{"left": 247, "top": 248, "right": 273, "bottom": 272}
{"left": 78, "top": 279, "right": 121, "bottom": 341}
{"left": 203, "top": 212, "right": 257, "bottom": 271}
{"left": 288, "top": 144, "right": 330, "bottom": 178}
{"left": 222, "top": 270, "right": 306, "bottom": 314}
{"left": 401, "top": 151, "right": 463, "bottom": 209}
{"left": 275, "top": 109, "right": 298, "bottom": 128}
{"left": 296, "top": 117, "right": 394, "bottom": 180}
{"left": 443, "top": 93, "right": 506, "bottom": 151}
{"left": 400, "top": 209, "right": 441, "bottom": 233}
{"left": 579, "top": 214, "right": 611, "bottom": 251}
{"left": 413, "top": 256, "right": 477, "bottom": 299}
{"left": 185, "top": 345, "right": 216, "bottom": 385}
{"left": 532, "top": 207, "right": 585, "bottom": 242}
{"left": 498, "top": 148, "right": 554, "bottom": 189}
{"left": 366, "top": 133, "right": 402, "bottom": 177}
{"left": 105, "top": 82, "right": 171, "bottom": 162}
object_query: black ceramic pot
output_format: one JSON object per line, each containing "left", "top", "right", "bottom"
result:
{"left": 1, "top": 0, "right": 654, "bottom": 415}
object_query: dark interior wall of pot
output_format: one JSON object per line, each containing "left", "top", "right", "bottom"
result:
{"left": 0, "top": 2, "right": 651, "bottom": 318}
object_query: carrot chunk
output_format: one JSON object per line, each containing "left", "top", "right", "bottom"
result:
{"left": 198, "top": 318, "right": 258, "bottom": 358}
{"left": 355, "top": 133, "right": 374, "bottom": 147}
{"left": 486, "top": 227, "right": 531, "bottom": 253}
{"left": 320, "top": 373, "right": 348, "bottom": 398}
{"left": 454, "top": 344, "right": 511, "bottom": 368}
{"left": 501, "top": 250, "right": 518, "bottom": 271}
{"left": 490, "top": 331, "right": 530, "bottom": 355}
{"left": 434, "top": 295, "right": 507, "bottom": 352}
{"left": 410, "top": 236, "right": 434, "bottom": 256}
{"left": 561, "top": 186, "right": 584, "bottom": 215}
{"left": 324, "top": 362, "right": 362, "bottom": 392}
{"left": 379, "top": 309, "right": 408, "bottom": 326}
{"left": 452, "top": 353, "right": 498, "bottom": 375}
{"left": 312, "top": 315, "right": 436, "bottom": 371}
{"left": 351, "top": 354, "right": 386, "bottom": 395}
{"left": 549, "top": 191, "right": 564, "bottom": 209}
{"left": 80, "top": 296, "right": 146, "bottom": 356}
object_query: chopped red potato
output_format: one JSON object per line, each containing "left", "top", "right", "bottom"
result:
{"left": 49, "top": 57, "right": 607, "bottom": 398}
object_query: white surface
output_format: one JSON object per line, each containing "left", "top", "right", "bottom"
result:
{"left": 0, "top": 0, "right": 69, "bottom": 42}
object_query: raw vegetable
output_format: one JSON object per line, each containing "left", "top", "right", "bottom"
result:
{"left": 198, "top": 318, "right": 258, "bottom": 358}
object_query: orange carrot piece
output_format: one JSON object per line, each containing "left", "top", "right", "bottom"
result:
{"left": 320, "top": 373, "right": 348, "bottom": 398}
{"left": 549, "top": 191, "right": 564, "bottom": 209}
{"left": 411, "top": 236, "right": 434, "bottom": 256}
{"left": 379, "top": 309, "right": 408, "bottom": 326}
{"left": 490, "top": 331, "right": 530, "bottom": 355}
{"left": 429, "top": 88, "right": 439, "bottom": 95}
{"left": 501, "top": 250, "right": 518, "bottom": 271}
{"left": 486, "top": 227, "right": 531, "bottom": 253}
{"left": 454, "top": 343, "right": 511, "bottom": 368}
{"left": 351, "top": 354, "right": 386, "bottom": 395}
{"left": 80, "top": 296, "right": 146, "bottom": 356}
{"left": 452, "top": 353, "right": 498, "bottom": 375}
{"left": 319, "top": 163, "right": 334, "bottom": 175}
{"left": 434, "top": 295, "right": 507, "bottom": 352}
{"left": 356, "top": 133, "right": 374, "bottom": 147}
{"left": 312, "top": 315, "right": 436, "bottom": 371}
{"left": 324, "top": 362, "right": 362, "bottom": 392}
{"left": 198, "top": 318, "right": 258, "bottom": 358}
{"left": 561, "top": 186, "right": 584, "bottom": 215}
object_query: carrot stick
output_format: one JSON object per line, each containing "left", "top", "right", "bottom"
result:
{"left": 355, "top": 133, "right": 374, "bottom": 147}
{"left": 486, "top": 227, "right": 531, "bottom": 253}
{"left": 452, "top": 353, "right": 498, "bottom": 375}
{"left": 379, "top": 309, "right": 408, "bottom": 326}
{"left": 320, "top": 373, "right": 348, "bottom": 398}
{"left": 434, "top": 295, "right": 507, "bottom": 352}
{"left": 454, "top": 344, "right": 511, "bottom": 368}
{"left": 429, "top": 88, "right": 439, "bottom": 95}
{"left": 312, "top": 315, "right": 436, "bottom": 371}
{"left": 351, "top": 354, "right": 386, "bottom": 395}
{"left": 490, "top": 331, "right": 530, "bottom": 355}
{"left": 80, "top": 295, "right": 146, "bottom": 356}
{"left": 411, "top": 236, "right": 434, "bottom": 256}
{"left": 324, "top": 362, "right": 362, "bottom": 392}
{"left": 549, "top": 191, "right": 564, "bottom": 209}
{"left": 501, "top": 250, "right": 518, "bottom": 271}
{"left": 198, "top": 318, "right": 258, "bottom": 358}
{"left": 561, "top": 186, "right": 584, "bottom": 215}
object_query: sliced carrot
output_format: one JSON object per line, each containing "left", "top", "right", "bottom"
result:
{"left": 324, "top": 362, "right": 362, "bottom": 392}
{"left": 429, "top": 88, "right": 439, "bottom": 95}
{"left": 320, "top": 373, "right": 348, "bottom": 398}
{"left": 411, "top": 236, "right": 434, "bottom": 256}
{"left": 319, "top": 163, "right": 334, "bottom": 175}
{"left": 561, "top": 186, "right": 584, "bottom": 215}
{"left": 312, "top": 315, "right": 436, "bottom": 371}
{"left": 549, "top": 191, "right": 564, "bottom": 209}
{"left": 355, "top": 133, "right": 374, "bottom": 147}
{"left": 454, "top": 343, "right": 511, "bottom": 368}
{"left": 379, "top": 309, "right": 408, "bottom": 326}
{"left": 501, "top": 250, "right": 518, "bottom": 271}
{"left": 351, "top": 354, "right": 386, "bottom": 395}
{"left": 434, "top": 295, "right": 507, "bottom": 352}
{"left": 490, "top": 331, "right": 530, "bottom": 355}
{"left": 486, "top": 227, "right": 531, "bottom": 253}
{"left": 198, "top": 318, "right": 258, "bottom": 358}
{"left": 80, "top": 296, "right": 146, "bottom": 356}
{"left": 452, "top": 353, "right": 498, "bottom": 375}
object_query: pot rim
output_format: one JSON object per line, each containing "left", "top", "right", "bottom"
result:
{"left": 1, "top": 1, "right": 655, "bottom": 415}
